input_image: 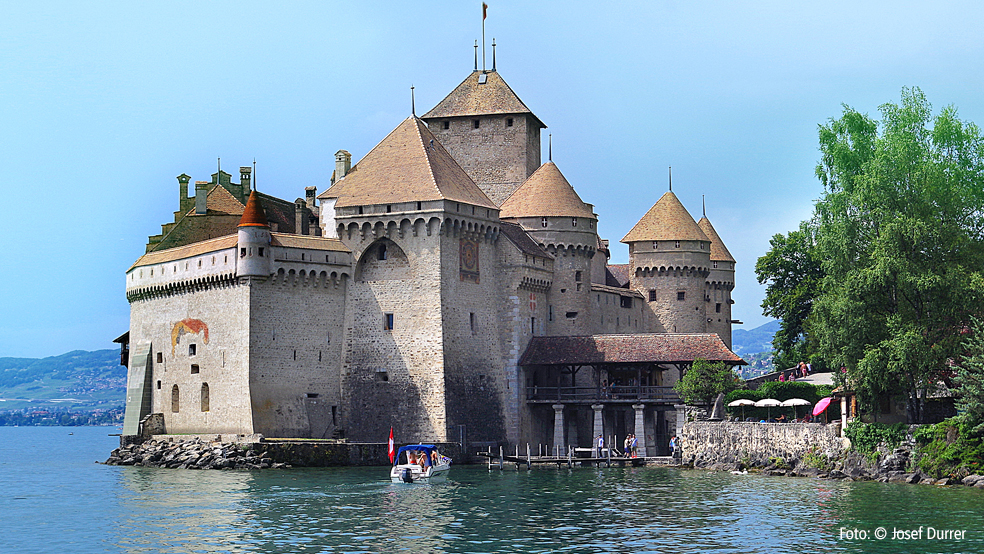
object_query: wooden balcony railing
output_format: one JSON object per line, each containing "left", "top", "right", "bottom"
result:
{"left": 526, "top": 385, "right": 680, "bottom": 403}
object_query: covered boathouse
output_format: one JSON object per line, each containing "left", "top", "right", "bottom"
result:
{"left": 520, "top": 333, "right": 746, "bottom": 456}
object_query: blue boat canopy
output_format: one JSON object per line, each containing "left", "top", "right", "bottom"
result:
{"left": 395, "top": 444, "right": 438, "bottom": 466}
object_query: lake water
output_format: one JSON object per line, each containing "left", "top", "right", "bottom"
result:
{"left": 1, "top": 426, "right": 982, "bottom": 554}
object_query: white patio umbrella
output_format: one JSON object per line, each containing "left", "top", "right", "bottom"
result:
{"left": 728, "top": 399, "right": 755, "bottom": 419}
{"left": 780, "top": 398, "right": 812, "bottom": 420}
{"left": 754, "top": 398, "right": 782, "bottom": 420}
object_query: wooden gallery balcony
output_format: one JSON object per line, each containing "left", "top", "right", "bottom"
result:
{"left": 519, "top": 334, "right": 746, "bottom": 406}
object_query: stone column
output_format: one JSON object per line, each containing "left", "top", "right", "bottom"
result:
{"left": 673, "top": 404, "right": 686, "bottom": 458}
{"left": 552, "top": 404, "right": 565, "bottom": 456}
{"left": 592, "top": 404, "right": 604, "bottom": 454}
{"left": 632, "top": 403, "right": 647, "bottom": 457}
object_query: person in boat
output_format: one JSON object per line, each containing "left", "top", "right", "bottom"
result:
{"left": 417, "top": 452, "right": 426, "bottom": 468}
{"left": 430, "top": 450, "right": 439, "bottom": 465}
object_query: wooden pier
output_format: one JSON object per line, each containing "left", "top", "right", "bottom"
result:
{"left": 477, "top": 444, "right": 678, "bottom": 470}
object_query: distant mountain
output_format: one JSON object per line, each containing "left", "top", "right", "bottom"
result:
{"left": 0, "top": 349, "right": 126, "bottom": 411}
{"left": 731, "top": 320, "right": 779, "bottom": 356}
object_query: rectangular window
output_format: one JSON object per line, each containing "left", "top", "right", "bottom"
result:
{"left": 575, "top": 271, "right": 582, "bottom": 282}
{"left": 675, "top": 240, "right": 681, "bottom": 248}
{"left": 191, "top": 364, "right": 200, "bottom": 374}
{"left": 713, "top": 261, "right": 718, "bottom": 268}
{"left": 506, "top": 117, "right": 513, "bottom": 127}
{"left": 443, "top": 121, "right": 450, "bottom": 130}
{"left": 677, "top": 291, "right": 686, "bottom": 301}
{"left": 240, "top": 247, "right": 246, "bottom": 258}
{"left": 157, "top": 352, "right": 163, "bottom": 363}
{"left": 189, "top": 344, "right": 196, "bottom": 356}
{"left": 376, "top": 370, "right": 389, "bottom": 382}
{"left": 548, "top": 305, "right": 554, "bottom": 322}
{"left": 531, "top": 317, "right": 536, "bottom": 334}
{"left": 541, "top": 217, "right": 548, "bottom": 228}
{"left": 384, "top": 313, "right": 394, "bottom": 331}
{"left": 716, "top": 303, "right": 722, "bottom": 313}
{"left": 470, "top": 312, "right": 476, "bottom": 334}
{"left": 620, "top": 297, "right": 632, "bottom": 309}
{"left": 576, "top": 283, "right": 582, "bottom": 291}
{"left": 473, "top": 119, "right": 480, "bottom": 129}
{"left": 572, "top": 218, "right": 577, "bottom": 227}
{"left": 649, "top": 290, "right": 657, "bottom": 302}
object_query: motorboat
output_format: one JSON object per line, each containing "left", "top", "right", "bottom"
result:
{"left": 390, "top": 444, "right": 451, "bottom": 483}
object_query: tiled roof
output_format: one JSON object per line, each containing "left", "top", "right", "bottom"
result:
{"left": 321, "top": 117, "right": 496, "bottom": 209}
{"left": 131, "top": 235, "right": 239, "bottom": 270}
{"left": 499, "top": 162, "right": 596, "bottom": 219}
{"left": 621, "top": 191, "right": 709, "bottom": 243}
{"left": 271, "top": 233, "right": 349, "bottom": 252}
{"left": 519, "top": 334, "right": 746, "bottom": 366}
{"left": 605, "top": 264, "right": 630, "bottom": 287}
{"left": 422, "top": 70, "right": 545, "bottom": 128}
{"left": 239, "top": 190, "right": 269, "bottom": 227}
{"left": 499, "top": 221, "right": 552, "bottom": 258}
{"left": 207, "top": 184, "right": 245, "bottom": 215}
{"left": 697, "top": 216, "right": 736, "bottom": 263}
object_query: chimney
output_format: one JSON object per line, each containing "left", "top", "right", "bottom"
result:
{"left": 195, "top": 181, "right": 208, "bottom": 215}
{"left": 335, "top": 150, "right": 351, "bottom": 181}
{"left": 305, "top": 186, "right": 317, "bottom": 209}
{"left": 177, "top": 174, "right": 192, "bottom": 213}
{"left": 294, "top": 199, "right": 306, "bottom": 235}
{"left": 240, "top": 166, "right": 252, "bottom": 191}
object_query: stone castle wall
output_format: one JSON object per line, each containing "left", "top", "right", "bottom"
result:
{"left": 704, "top": 265, "right": 735, "bottom": 348}
{"left": 247, "top": 271, "right": 348, "bottom": 438}
{"left": 129, "top": 280, "right": 254, "bottom": 435}
{"left": 427, "top": 114, "right": 540, "bottom": 205}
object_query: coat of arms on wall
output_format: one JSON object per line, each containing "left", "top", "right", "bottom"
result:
{"left": 459, "top": 237, "right": 480, "bottom": 283}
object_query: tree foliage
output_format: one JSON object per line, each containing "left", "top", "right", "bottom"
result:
{"left": 673, "top": 358, "right": 740, "bottom": 406}
{"left": 758, "top": 87, "right": 984, "bottom": 422}
{"left": 755, "top": 222, "right": 823, "bottom": 369}
{"left": 956, "top": 317, "right": 984, "bottom": 437}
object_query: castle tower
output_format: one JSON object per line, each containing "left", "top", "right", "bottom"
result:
{"left": 319, "top": 116, "right": 504, "bottom": 444}
{"left": 622, "top": 191, "right": 711, "bottom": 334}
{"left": 237, "top": 190, "right": 272, "bottom": 279}
{"left": 500, "top": 161, "right": 597, "bottom": 335}
{"left": 421, "top": 70, "right": 546, "bottom": 206}
{"left": 698, "top": 215, "right": 736, "bottom": 348}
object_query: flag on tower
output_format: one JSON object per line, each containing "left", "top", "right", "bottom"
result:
{"left": 483, "top": 3, "right": 488, "bottom": 20}
{"left": 388, "top": 427, "right": 395, "bottom": 463}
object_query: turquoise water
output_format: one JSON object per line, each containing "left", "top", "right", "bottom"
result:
{"left": 1, "top": 427, "right": 982, "bottom": 553}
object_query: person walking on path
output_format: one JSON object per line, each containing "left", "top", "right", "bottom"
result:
{"left": 630, "top": 434, "right": 638, "bottom": 457}
{"left": 596, "top": 434, "right": 604, "bottom": 458}
{"left": 623, "top": 435, "right": 632, "bottom": 458}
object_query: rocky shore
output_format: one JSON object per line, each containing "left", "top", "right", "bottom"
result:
{"left": 688, "top": 442, "right": 984, "bottom": 489}
{"left": 104, "top": 438, "right": 290, "bottom": 470}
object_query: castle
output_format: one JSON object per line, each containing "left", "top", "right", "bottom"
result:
{"left": 120, "top": 61, "right": 744, "bottom": 456}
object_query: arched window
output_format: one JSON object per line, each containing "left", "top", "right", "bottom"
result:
{"left": 201, "top": 383, "right": 210, "bottom": 412}
{"left": 171, "top": 385, "right": 179, "bottom": 413}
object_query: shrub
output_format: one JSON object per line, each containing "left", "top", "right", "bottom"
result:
{"left": 844, "top": 421, "right": 908, "bottom": 461}
{"left": 915, "top": 419, "right": 984, "bottom": 478}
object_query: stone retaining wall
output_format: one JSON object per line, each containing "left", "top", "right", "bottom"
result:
{"left": 681, "top": 421, "right": 846, "bottom": 469}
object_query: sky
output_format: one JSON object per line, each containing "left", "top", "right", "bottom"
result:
{"left": 1, "top": 0, "right": 983, "bottom": 358}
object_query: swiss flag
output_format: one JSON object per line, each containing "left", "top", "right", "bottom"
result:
{"left": 388, "top": 427, "right": 395, "bottom": 463}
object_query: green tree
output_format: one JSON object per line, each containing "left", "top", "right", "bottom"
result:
{"left": 755, "top": 222, "right": 823, "bottom": 369}
{"left": 957, "top": 317, "right": 984, "bottom": 437}
{"left": 673, "top": 358, "right": 740, "bottom": 406}
{"left": 809, "top": 88, "right": 984, "bottom": 422}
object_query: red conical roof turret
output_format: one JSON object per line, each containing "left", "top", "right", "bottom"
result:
{"left": 238, "top": 190, "right": 268, "bottom": 228}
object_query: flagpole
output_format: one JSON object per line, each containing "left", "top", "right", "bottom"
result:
{"left": 482, "top": 3, "right": 486, "bottom": 71}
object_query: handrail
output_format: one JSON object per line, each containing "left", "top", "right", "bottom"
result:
{"left": 525, "top": 385, "right": 680, "bottom": 402}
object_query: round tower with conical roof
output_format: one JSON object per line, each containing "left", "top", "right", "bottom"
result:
{"left": 500, "top": 161, "right": 597, "bottom": 335}
{"left": 698, "top": 214, "right": 736, "bottom": 348}
{"left": 237, "top": 190, "right": 272, "bottom": 279}
{"left": 621, "top": 191, "right": 711, "bottom": 334}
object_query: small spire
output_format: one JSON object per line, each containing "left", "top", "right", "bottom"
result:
{"left": 668, "top": 166, "right": 672, "bottom": 192}
{"left": 252, "top": 158, "right": 256, "bottom": 191}
{"left": 474, "top": 40, "right": 478, "bottom": 71}
{"left": 702, "top": 194, "right": 706, "bottom": 217}
{"left": 411, "top": 84, "right": 415, "bottom": 116}
{"left": 492, "top": 38, "right": 496, "bottom": 71}
{"left": 548, "top": 134, "right": 552, "bottom": 161}
{"left": 217, "top": 157, "right": 221, "bottom": 183}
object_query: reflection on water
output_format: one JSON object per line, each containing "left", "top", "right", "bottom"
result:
{"left": 1, "top": 428, "right": 982, "bottom": 554}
